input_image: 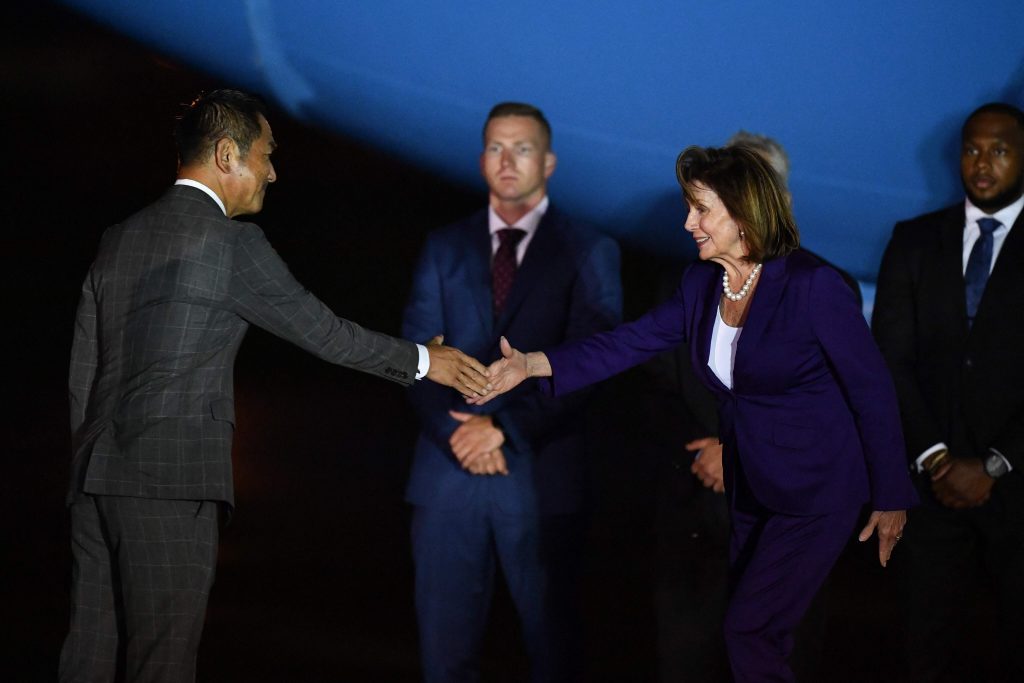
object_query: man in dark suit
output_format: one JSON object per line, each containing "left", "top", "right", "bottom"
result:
{"left": 59, "top": 89, "right": 490, "bottom": 683}
{"left": 872, "top": 102, "right": 1024, "bottom": 681}
{"left": 402, "top": 102, "right": 622, "bottom": 682}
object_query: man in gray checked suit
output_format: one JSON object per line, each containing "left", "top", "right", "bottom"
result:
{"left": 59, "top": 89, "right": 491, "bottom": 683}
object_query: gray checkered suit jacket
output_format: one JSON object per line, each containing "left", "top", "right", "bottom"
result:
{"left": 68, "top": 184, "right": 418, "bottom": 506}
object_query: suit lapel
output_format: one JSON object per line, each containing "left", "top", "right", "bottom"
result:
{"left": 936, "top": 206, "right": 969, "bottom": 330}
{"left": 696, "top": 269, "right": 729, "bottom": 393}
{"left": 974, "top": 207, "right": 1024, "bottom": 329}
{"left": 733, "top": 256, "right": 788, "bottom": 379}
{"left": 466, "top": 214, "right": 495, "bottom": 339}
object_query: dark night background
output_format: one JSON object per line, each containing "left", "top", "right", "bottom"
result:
{"left": 1, "top": 3, "right": 961, "bottom": 681}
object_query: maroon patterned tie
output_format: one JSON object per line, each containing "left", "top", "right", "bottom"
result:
{"left": 492, "top": 228, "right": 526, "bottom": 316}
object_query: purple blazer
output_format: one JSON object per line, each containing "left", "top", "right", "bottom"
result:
{"left": 544, "top": 250, "right": 917, "bottom": 515}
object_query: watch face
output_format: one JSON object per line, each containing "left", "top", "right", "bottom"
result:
{"left": 985, "top": 454, "right": 1008, "bottom": 478}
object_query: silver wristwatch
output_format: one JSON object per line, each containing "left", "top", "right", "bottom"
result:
{"left": 983, "top": 451, "right": 1010, "bottom": 479}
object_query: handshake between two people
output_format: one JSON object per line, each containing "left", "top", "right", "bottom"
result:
{"left": 424, "top": 335, "right": 494, "bottom": 397}
{"left": 426, "top": 335, "right": 540, "bottom": 403}
{"left": 429, "top": 336, "right": 542, "bottom": 478}
{"left": 464, "top": 336, "right": 546, "bottom": 406}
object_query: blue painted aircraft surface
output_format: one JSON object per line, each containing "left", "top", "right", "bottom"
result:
{"left": 58, "top": 0, "right": 1023, "bottom": 286}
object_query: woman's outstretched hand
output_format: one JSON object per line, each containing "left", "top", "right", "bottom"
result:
{"left": 466, "top": 337, "right": 544, "bottom": 405}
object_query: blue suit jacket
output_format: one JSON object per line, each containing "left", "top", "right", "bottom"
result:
{"left": 544, "top": 250, "right": 917, "bottom": 515}
{"left": 402, "top": 205, "right": 622, "bottom": 515}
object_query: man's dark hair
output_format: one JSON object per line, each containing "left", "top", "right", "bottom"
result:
{"left": 482, "top": 102, "right": 552, "bottom": 148}
{"left": 174, "top": 89, "right": 269, "bottom": 166}
{"left": 962, "top": 102, "right": 1024, "bottom": 138}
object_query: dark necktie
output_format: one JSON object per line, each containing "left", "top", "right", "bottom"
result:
{"left": 964, "top": 217, "right": 1001, "bottom": 325}
{"left": 492, "top": 228, "right": 526, "bottom": 317}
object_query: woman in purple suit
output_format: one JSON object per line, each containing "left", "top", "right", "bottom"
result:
{"left": 467, "top": 145, "right": 917, "bottom": 682}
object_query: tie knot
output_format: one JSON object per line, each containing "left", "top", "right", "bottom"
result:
{"left": 498, "top": 227, "right": 526, "bottom": 247}
{"left": 977, "top": 217, "right": 1001, "bottom": 235}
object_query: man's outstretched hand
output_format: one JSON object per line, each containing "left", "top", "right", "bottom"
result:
{"left": 425, "top": 336, "right": 491, "bottom": 398}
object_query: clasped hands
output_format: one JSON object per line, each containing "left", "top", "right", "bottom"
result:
{"left": 427, "top": 335, "right": 533, "bottom": 476}
{"left": 688, "top": 437, "right": 725, "bottom": 493}
{"left": 448, "top": 411, "right": 508, "bottom": 476}
{"left": 422, "top": 336, "right": 507, "bottom": 475}
{"left": 446, "top": 336, "right": 543, "bottom": 475}
{"left": 928, "top": 455, "right": 993, "bottom": 509}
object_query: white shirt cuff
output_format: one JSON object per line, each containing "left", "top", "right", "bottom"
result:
{"left": 915, "top": 442, "right": 948, "bottom": 472}
{"left": 415, "top": 344, "right": 430, "bottom": 380}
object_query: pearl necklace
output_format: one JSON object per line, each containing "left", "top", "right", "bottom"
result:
{"left": 722, "top": 263, "right": 762, "bottom": 302}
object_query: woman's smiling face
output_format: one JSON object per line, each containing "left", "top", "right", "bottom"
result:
{"left": 684, "top": 183, "right": 746, "bottom": 263}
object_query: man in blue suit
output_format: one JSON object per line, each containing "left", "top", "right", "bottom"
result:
{"left": 402, "top": 102, "right": 622, "bottom": 682}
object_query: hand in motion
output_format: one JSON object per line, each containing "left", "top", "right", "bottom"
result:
{"left": 466, "top": 337, "right": 549, "bottom": 406}
{"left": 930, "top": 457, "right": 993, "bottom": 509}
{"left": 465, "top": 449, "right": 509, "bottom": 476}
{"left": 687, "top": 437, "right": 725, "bottom": 493}
{"left": 858, "top": 509, "right": 907, "bottom": 567}
{"left": 449, "top": 410, "right": 505, "bottom": 472}
{"left": 425, "top": 336, "right": 491, "bottom": 398}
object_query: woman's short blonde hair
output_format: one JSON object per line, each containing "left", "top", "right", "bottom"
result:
{"left": 676, "top": 145, "right": 800, "bottom": 263}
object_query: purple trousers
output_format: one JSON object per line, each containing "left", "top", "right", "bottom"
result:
{"left": 725, "top": 503, "right": 860, "bottom": 682}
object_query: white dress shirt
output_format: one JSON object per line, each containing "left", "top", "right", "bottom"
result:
{"left": 708, "top": 304, "right": 742, "bottom": 390}
{"left": 487, "top": 195, "right": 549, "bottom": 263}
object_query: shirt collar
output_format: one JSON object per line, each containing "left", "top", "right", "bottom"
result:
{"left": 175, "top": 179, "right": 227, "bottom": 216}
{"left": 965, "top": 193, "right": 1023, "bottom": 232}
{"left": 488, "top": 195, "right": 549, "bottom": 236}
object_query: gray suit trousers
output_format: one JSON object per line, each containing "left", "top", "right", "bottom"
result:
{"left": 59, "top": 495, "right": 219, "bottom": 683}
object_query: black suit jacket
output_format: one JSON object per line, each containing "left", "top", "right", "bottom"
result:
{"left": 68, "top": 185, "right": 418, "bottom": 506}
{"left": 872, "top": 202, "right": 1024, "bottom": 470}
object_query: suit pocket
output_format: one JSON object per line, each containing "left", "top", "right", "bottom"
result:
{"left": 209, "top": 398, "right": 235, "bottom": 428}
